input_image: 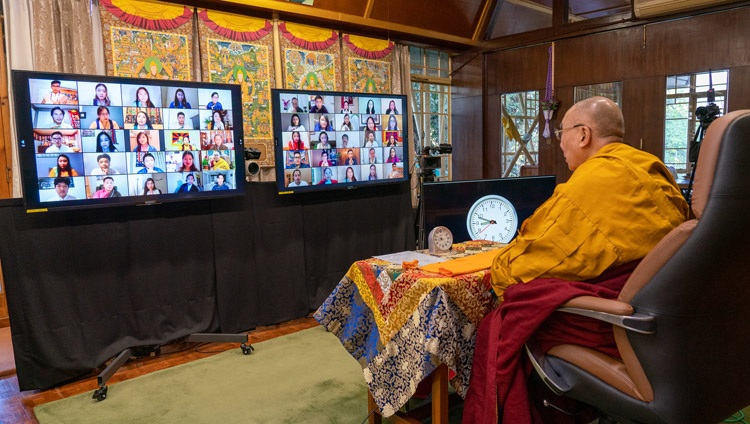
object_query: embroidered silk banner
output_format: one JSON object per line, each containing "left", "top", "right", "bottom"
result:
{"left": 342, "top": 34, "right": 394, "bottom": 93}
{"left": 100, "top": 1, "right": 193, "bottom": 80}
{"left": 198, "top": 10, "right": 275, "bottom": 166}
{"left": 280, "top": 22, "right": 340, "bottom": 91}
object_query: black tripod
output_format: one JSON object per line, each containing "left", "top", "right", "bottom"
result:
{"left": 685, "top": 81, "right": 720, "bottom": 206}
{"left": 685, "top": 119, "right": 710, "bottom": 206}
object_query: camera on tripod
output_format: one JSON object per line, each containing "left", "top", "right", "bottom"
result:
{"left": 695, "top": 103, "right": 721, "bottom": 127}
{"left": 689, "top": 102, "right": 721, "bottom": 164}
{"left": 420, "top": 144, "right": 453, "bottom": 182}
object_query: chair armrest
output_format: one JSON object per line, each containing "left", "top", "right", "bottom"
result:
{"left": 561, "top": 296, "right": 634, "bottom": 315}
{"left": 525, "top": 342, "right": 569, "bottom": 396}
{"left": 558, "top": 296, "right": 656, "bottom": 334}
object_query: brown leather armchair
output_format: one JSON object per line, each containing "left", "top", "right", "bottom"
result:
{"left": 526, "top": 110, "right": 750, "bottom": 423}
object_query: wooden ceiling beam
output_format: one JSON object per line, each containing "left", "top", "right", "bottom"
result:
{"left": 167, "top": 0, "right": 478, "bottom": 49}
{"left": 363, "top": 0, "right": 375, "bottom": 19}
{"left": 473, "top": 0, "right": 499, "bottom": 40}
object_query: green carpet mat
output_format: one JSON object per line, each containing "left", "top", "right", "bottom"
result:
{"left": 34, "top": 324, "right": 745, "bottom": 423}
{"left": 34, "top": 326, "right": 370, "bottom": 424}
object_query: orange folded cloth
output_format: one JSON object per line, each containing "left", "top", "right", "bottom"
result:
{"left": 420, "top": 249, "right": 503, "bottom": 276}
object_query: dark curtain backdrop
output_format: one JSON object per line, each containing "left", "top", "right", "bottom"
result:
{"left": 0, "top": 181, "right": 413, "bottom": 390}
{"left": 212, "top": 182, "right": 413, "bottom": 332}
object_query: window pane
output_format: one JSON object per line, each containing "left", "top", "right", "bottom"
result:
{"left": 664, "top": 69, "right": 728, "bottom": 174}
{"left": 569, "top": 0, "right": 631, "bottom": 22}
{"left": 429, "top": 90, "right": 439, "bottom": 112}
{"left": 573, "top": 81, "right": 622, "bottom": 105}
{"left": 488, "top": 0, "right": 551, "bottom": 39}
{"left": 500, "top": 91, "right": 540, "bottom": 177}
{"left": 410, "top": 47, "right": 452, "bottom": 179}
{"left": 430, "top": 114, "right": 440, "bottom": 145}
{"left": 411, "top": 82, "right": 420, "bottom": 109}
{"left": 410, "top": 47, "right": 424, "bottom": 67}
{"left": 426, "top": 50, "right": 439, "bottom": 69}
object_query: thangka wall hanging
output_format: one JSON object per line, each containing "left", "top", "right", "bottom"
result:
{"left": 342, "top": 34, "right": 394, "bottom": 93}
{"left": 198, "top": 10, "right": 275, "bottom": 166}
{"left": 100, "top": 0, "right": 193, "bottom": 80}
{"left": 341, "top": 34, "right": 394, "bottom": 93}
{"left": 279, "top": 22, "right": 340, "bottom": 91}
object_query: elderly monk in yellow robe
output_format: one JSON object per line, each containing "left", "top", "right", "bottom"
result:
{"left": 490, "top": 96, "right": 689, "bottom": 298}
{"left": 462, "top": 96, "right": 691, "bottom": 424}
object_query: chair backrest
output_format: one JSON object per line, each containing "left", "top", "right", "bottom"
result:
{"left": 614, "top": 109, "right": 750, "bottom": 423}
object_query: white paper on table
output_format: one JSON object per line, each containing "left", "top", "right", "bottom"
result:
{"left": 373, "top": 251, "right": 449, "bottom": 267}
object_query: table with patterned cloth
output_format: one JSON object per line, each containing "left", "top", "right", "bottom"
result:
{"left": 314, "top": 257, "right": 498, "bottom": 418}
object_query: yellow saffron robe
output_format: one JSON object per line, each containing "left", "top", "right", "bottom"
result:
{"left": 491, "top": 142, "right": 689, "bottom": 298}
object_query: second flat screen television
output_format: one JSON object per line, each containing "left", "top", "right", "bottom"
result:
{"left": 272, "top": 89, "right": 408, "bottom": 194}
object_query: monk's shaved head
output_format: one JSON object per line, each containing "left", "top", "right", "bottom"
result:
{"left": 567, "top": 96, "right": 624, "bottom": 144}
{"left": 559, "top": 96, "right": 626, "bottom": 171}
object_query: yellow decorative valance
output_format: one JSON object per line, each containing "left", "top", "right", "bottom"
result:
{"left": 100, "top": 0, "right": 192, "bottom": 30}
{"left": 343, "top": 34, "right": 394, "bottom": 59}
{"left": 198, "top": 10, "right": 272, "bottom": 41}
{"left": 279, "top": 22, "right": 338, "bottom": 50}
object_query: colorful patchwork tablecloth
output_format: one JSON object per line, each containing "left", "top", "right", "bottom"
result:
{"left": 314, "top": 258, "right": 498, "bottom": 417}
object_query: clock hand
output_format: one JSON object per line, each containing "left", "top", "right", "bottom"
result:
{"left": 476, "top": 217, "right": 492, "bottom": 223}
{"left": 476, "top": 219, "right": 498, "bottom": 235}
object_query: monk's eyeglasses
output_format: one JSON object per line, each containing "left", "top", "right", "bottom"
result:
{"left": 554, "top": 124, "right": 585, "bottom": 140}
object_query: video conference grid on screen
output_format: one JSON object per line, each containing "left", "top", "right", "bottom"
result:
{"left": 274, "top": 91, "right": 407, "bottom": 192}
{"left": 24, "top": 76, "right": 240, "bottom": 204}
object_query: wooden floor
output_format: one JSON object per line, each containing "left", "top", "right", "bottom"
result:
{"left": 0, "top": 317, "right": 319, "bottom": 424}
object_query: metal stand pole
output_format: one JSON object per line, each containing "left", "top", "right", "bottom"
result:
{"left": 92, "top": 333, "right": 252, "bottom": 401}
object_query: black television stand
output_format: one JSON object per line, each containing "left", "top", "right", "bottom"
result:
{"left": 92, "top": 332, "right": 253, "bottom": 401}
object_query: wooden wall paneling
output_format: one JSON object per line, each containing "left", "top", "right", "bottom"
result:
{"left": 308, "top": 0, "right": 368, "bottom": 16}
{"left": 728, "top": 65, "right": 750, "bottom": 112}
{"left": 368, "top": 0, "right": 482, "bottom": 39}
{"left": 483, "top": 45, "right": 548, "bottom": 180}
{"left": 452, "top": 51, "right": 484, "bottom": 98}
{"left": 452, "top": 95, "right": 485, "bottom": 180}
{"left": 622, "top": 76, "right": 666, "bottom": 157}
{"left": 555, "top": 26, "right": 645, "bottom": 87}
{"left": 452, "top": 6, "right": 750, "bottom": 184}
{"left": 485, "top": 43, "right": 549, "bottom": 96}
{"left": 484, "top": 93, "right": 502, "bottom": 178}
{"left": 542, "top": 85, "right": 574, "bottom": 181}
{"left": 642, "top": 7, "right": 750, "bottom": 76}
{"left": 451, "top": 51, "right": 486, "bottom": 180}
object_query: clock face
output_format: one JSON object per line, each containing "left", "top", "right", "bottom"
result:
{"left": 466, "top": 194, "right": 518, "bottom": 243}
{"left": 428, "top": 226, "right": 453, "bottom": 253}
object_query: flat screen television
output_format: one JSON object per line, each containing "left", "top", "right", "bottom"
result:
{"left": 421, "top": 176, "right": 557, "bottom": 244}
{"left": 271, "top": 89, "right": 408, "bottom": 194}
{"left": 11, "top": 70, "right": 245, "bottom": 212}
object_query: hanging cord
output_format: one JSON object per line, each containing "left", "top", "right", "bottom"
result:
{"left": 545, "top": 45, "right": 553, "bottom": 102}
{"left": 542, "top": 45, "right": 555, "bottom": 139}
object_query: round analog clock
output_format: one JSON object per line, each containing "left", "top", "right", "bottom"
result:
{"left": 466, "top": 194, "right": 518, "bottom": 242}
{"left": 428, "top": 226, "right": 454, "bottom": 254}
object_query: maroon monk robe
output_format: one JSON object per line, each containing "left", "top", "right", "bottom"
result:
{"left": 462, "top": 261, "right": 639, "bottom": 424}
